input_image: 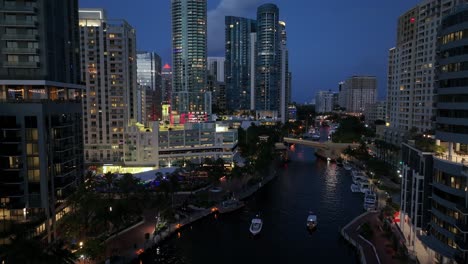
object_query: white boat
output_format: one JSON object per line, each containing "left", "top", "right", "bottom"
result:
{"left": 359, "top": 180, "right": 371, "bottom": 193}
{"left": 306, "top": 212, "right": 318, "bottom": 230}
{"left": 352, "top": 171, "right": 368, "bottom": 184}
{"left": 343, "top": 162, "right": 352, "bottom": 171}
{"left": 249, "top": 215, "right": 263, "bottom": 235}
{"left": 364, "top": 190, "right": 377, "bottom": 211}
{"left": 218, "top": 199, "right": 245, "bottom": 214}
{"left": 350, "top": 184, "right": 361, "bottom": 193}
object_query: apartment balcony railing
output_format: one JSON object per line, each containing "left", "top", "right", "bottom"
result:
{"left": 0, "top": 19, "right": 38, "bottom": 27}
{"left": 456, "top": 220, "right": 468, "bottom": 233}
{"left": 3, "top": 61, "right": 39, "bottom": 68}
{"left": 456, "top": 203, "right": 468, "bottom": 215}
{"left": 0, "top": 4, "right": 36, "bottom": 13}
{"left": 2, "top": 47, "right": 38, "bottom": 55}
{"left": 434, "top": 153, "right": 468, "bottom": 165}
{"left": 1, "top": 33, "right": 38, "bottom": 40}
{"left": 456, "top": 236, "right": 468, "bottom": 251}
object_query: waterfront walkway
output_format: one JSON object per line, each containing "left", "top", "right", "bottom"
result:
{"left": 342, "top": 212, "right": 403, "bottom": 264}
{"left": 101, "top": 168, "right": 280, "bottom": 262}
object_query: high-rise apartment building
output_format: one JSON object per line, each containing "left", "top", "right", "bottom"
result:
{"left": 338, "top": 81, "right": 346, "bottom": 108}
{"left": 421, "top": 5, "right": 468, "bottom": 262}
{"left": 137, "top": 51, "right": 162, "bottom": 123}
{"left": 207, "top": 57, "right": 225, "bottom": 83}
{"left": 78, "top": 9, "right": 137, "bottom": 164}
{"left": 315, "top": 90, "right": 337, "bottom": 113}
{"left": 364, "top": 101, "right": 387, "bottom": 126}
{"left": 0, "top": 0, "right": 84, "bottom": 243}
{"left": 171, "top": 0, "right": 208, "bottom": 115}
{"left": 397, "top": 4, "right": 468, "bottom": 263}
{"left": 162, "top": 63, "right": 172, "bottom": 103}
{"left": 343, "top": 76, "right": 377, "bottom": 113}
{"left": 255, "top": 4, "right": 280, "bottom": 114}
{"left": 225, "top": 16, "right": 257, "bottom": 111}
{"left": 385, "top": 0, "right": 467, "bottom": 145}
{"left": 279, "top": 21, "right": 291, "bottom": 123}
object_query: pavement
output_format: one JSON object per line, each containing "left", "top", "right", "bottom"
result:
{"left": 342, "top": 212, "right": 403, "bottom": 264}
{"left": 104, "top": 210, "right": 157, "bottom": 262}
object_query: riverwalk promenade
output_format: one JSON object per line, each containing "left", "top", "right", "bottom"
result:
{"left": 101, "top": 169, "right": 279, "bottom": 263}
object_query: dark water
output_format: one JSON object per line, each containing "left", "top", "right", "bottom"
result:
{"left": 141, "top": 145, "right": 363, "bottom": 264}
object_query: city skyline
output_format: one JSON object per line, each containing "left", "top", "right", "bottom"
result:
{"left": 80, "top": 0, "right": 421, "bottom": 103}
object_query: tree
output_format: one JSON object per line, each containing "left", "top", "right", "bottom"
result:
{"left": 116, "top": 173, "right": 140, "bottom": 199}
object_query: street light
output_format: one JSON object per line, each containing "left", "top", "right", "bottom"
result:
{"left": 109, "top": 206, "right": 112, "bottom": 212}
{"left": 79, "top": 241, "right": 83, "bottom": 249}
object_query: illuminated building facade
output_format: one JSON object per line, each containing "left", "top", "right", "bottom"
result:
{"left": 79, "top": 8, "right": 137, "bottom": 164}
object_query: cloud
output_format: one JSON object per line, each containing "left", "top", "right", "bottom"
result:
{"left": 208, "top": 0, "right": 264, "bottom": 56}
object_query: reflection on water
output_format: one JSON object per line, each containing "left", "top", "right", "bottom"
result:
{"left": 139, "top": 145, "right": 362, "bottom": 264}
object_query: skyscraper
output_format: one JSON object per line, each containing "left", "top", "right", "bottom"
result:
{"left": 255, "top": 4, "right": 280, "bottom": 116}
{"left": 423, "top": 5, "right": 468, "bottom": 262}
{"left": 343, "top": 76, "right": 377, "bottom": 113}
{"left": 207, "top": 57, "right": 225, "bottom": 83}
{"left": 79, "top": 9, "right": 137, "bottom": 164}
{"left": 225, "top": 16, "right": 257, "bottom": 111}
{"left": 315, "top": 91, "right": 337, "bottom": 113}
{"left": 171, "top": 0, "right": 208, "bottom": 115}
{"left": 279, "top": 20, "right": 290, "bottom": 122}
{"left": 137, "top": 51, "right": 162, "bottom": 123}
{"left": 385, "top": 0, "right": 467, "bottom": 145}
{"left": 0, "top": 0, "right": 84, "bottom": 243}
{"left": 162, "top": 63, "right": 172, "bottom": 103}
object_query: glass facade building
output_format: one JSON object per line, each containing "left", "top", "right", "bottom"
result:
{"left": 137, "top": 51, "right": 162, "bottom": 123}
{"left": 255, "top": 4, "right": 280, "bottom": 112}
{"left": 225, "top": 16, "right": 256, "bottom": 111}
{"left": 0, "top": 0, "right": 84, "bottom": 243}
{"left": 171, "top": 0, "right": 208, "bottom": 114}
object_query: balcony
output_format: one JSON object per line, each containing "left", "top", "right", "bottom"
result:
{"left": 456, "top": 203, "right": 468, "bottom": 215}
{"left": 456, "top": 236, "right": 468, "bottom": 251}
{"left": 0, "top": 4, "right": 36, "bottom": 13}
{"left": 3, "top": 61, "right": 39, "bottom": 68}
{"left": 0, "top": 19, "right": 37, "bottom": 27}
{"left": 2, "top": 47, "right": 38, "bottom": 55}
{"left": 456, "top": 220, "right": 468, "bottom": 233}
{"left": 1, "top": 33, "right": 38, "bottom": 41}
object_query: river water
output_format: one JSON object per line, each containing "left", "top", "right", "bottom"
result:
{"left": 140, "top": 145, "right": 364, "bottom": 263}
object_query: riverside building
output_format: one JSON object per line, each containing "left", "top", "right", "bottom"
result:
{"left": 0, "top": 0, "right": 84, "bottom": 243}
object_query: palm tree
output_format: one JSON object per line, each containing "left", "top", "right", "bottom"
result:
{"left": 103, "top": 172, "right": 116, "bottom": 199}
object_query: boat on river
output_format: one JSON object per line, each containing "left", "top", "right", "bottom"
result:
{"left": 249, "top": 215, "right": 263, "bottom": 236}
{"left": 306, "top": 212, "right": 317, "bottom": 230}
{"left": 218, "top": 198, "right": 245, "bottom": 214}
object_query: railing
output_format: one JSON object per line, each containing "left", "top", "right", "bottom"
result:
{"left": 0, "top": 4, "right": 36, "bottom": 12}
{"left": 456, "top": 220, "right": 468, "bottom": 233}
{"left": 2, "top": 47, "right": 38, "bottom": 54}
{"left": 3, "top": 61, "right": 38, "bottom": 68}
{"left": 434, "top": 153, "right": 468, "bottom": 165}
{"left": 456, "top": 235, "right": 468, "bottom": 251}
{"left": 0, "top": 19, "right": 37, "bottom": 26}
{"left": 1, "top": 33, "right": 38, "bottom": 40}
{"left": 0, "top": 98, "right": 82, "bottom": 104}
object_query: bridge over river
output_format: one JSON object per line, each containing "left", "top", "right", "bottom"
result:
{"left": 283, "top": 137, "right": 359, "bottom": 160}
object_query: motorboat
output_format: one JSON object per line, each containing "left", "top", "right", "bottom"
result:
{"left": 343, "top": 161, "right": 352, "bottom": 171}
{"left": 364, "top": 190, "right": 377, "bottom": 211}
{"left": 306, "top": 212, "right": 318, "bottom": 230}
{"left": 249, "top": 215, "right": 263, "bottom": 235}
{"left": 350, "top": 184, "right": 361, "bottom": 193}
{"left": 311, "top": 134, "right": 321, "bottom": 141}
{"left": 218, "top": 198, "right": 245, "bottom": 214}
{"left": 359, "top": 180, "right": 371, "bottom": 193}
{"left": 352, "top": 171, "right": 368, "bottom": 184}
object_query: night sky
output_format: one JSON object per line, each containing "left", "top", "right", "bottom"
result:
{"left": 79, "top": 0, "right": 420, "bottom": 103}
